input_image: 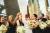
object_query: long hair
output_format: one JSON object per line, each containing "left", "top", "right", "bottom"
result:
{"left": 8, "top": 15, "right": 14, "bottom": 22}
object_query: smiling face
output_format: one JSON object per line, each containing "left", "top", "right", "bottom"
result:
{"left": 30, "top": 15, "right": 36, "bottom": 20}
{"left": 32, "top": 15, "right": 36, "bottom": 19}
{"left": 32, "top": 21, "right": 39, "bottom": 28}
{"left": 8, "top": 15, "right": 13, "bottom": 22}
{"left": 0, "top": 16, "right": 4, "bottom": 23}
{"left": 19, "top": 15, "right": 22, "bottom": 20}
{"left": 19, "top": 13, "right": 22, "bottom": 21}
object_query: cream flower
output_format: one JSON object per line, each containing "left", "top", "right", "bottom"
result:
{"left": 46, "top": 20, "right": 50, "bottom": 25}
{"left": 16, "top": 26, "right": 25, "bottom": 33}
{"left": 0, "top": 24, "right": 7, "bottom": 33}
{"left": 28, "top": 20, "right": 39, "bottom": 29}
{"left": 39, "top": 21, "right": 47, "bottom": 29}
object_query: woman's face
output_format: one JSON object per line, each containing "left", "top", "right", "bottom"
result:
{"left": 8, "top": 15, "right": 13, "bottom": 22}
{"left": 30, "top": 20, "right": 39, "bottom": 28}
{"left": 19, "top": 14, "right": 22, "bottom": 20}
{"left": 0, "top": 16, "right": 4, "bottom": 22}
{"left": 30, "top": 15, "right": 35, "bottom": 20}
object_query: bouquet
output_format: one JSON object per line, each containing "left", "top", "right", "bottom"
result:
{"left": 39, "top": 21, "right": 47, "bottom": 29}
{"left": 16, "top": 26, "right": 25, "bottom": 33}
{"left": 0, "top": 24, "right": 7, "bottom": 33}
{"left": 28, "top": 20, "right": 39, "bottom": 29}
{"left": 46, "top": 20, "right": 50, "bottom": 27}
{"left": 46, "top": 20, "right": 50, "bottom": 25}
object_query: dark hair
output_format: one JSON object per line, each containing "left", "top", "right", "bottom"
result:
{"left": 41, "top": 13, "right": 44, "bottom": 17}
{"left": 25, "top": 14, "right": 30, "bottom": 18}
{"left": 41, "top": 18, "right": 47, "bottom": 22}
{"left": 33, "top": 14, "right": 37, "bottom": 18}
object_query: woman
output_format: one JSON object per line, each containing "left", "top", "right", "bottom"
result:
{"left": 16, "top": 13, "right": 25, "bottom": 33}
{"left": 30, "top": 14, "right": 39, "bottom": 33}
{"left": 22, "top": 14, "right": 33, "bottom": 33}
{"left": 0, "top": 15, "right": 8, "bottom": 33}
{"left": 6, "top": 15, "right": 17, "bottom": 33}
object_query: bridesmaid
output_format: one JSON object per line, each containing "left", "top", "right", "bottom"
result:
{"left": 29, "top": 14, "right": 39, "bottom": 33}
{"left": 0, "top": 14, "right": 8, "bottom": 33}
{"left": 6, "top": 15, "right": 17, "bottom": 33}
{"left": 16, "top": 12, "right": 25, "bottom": 33}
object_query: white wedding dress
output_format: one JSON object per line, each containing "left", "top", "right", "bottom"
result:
{"left": 22, "top": 19, "right": 32, "bottom": 33}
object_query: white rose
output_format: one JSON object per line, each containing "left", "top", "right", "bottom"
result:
{"left": 46, "top": 20, "right": 50, "bottom": 25}
{"left": 39, "top": 22, "right": 47, "bottom": 29}
{"left": 16, "top": 26, "right": 25, "bottom": 33}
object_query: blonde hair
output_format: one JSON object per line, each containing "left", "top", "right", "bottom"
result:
{"left": 8, "top": 15, "right": 14, "bottom": 21}
{"left": 16, "top": 12, "right": 22, "bottom": 20}
{"left": 16, "top": 12, "right": 22, "bottom": 16}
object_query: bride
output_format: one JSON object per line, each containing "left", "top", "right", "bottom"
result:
{"left": 22, "top": 14, "right": 32, "bottom": 33}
